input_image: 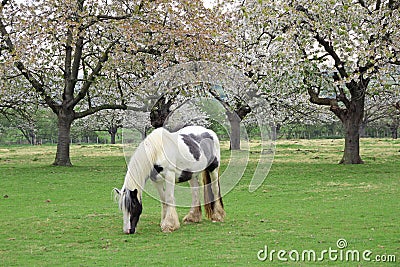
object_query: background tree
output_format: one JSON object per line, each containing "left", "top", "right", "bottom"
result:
{"left": 362, "top": 85, "right": 400, "bottom": 138}
{"left": 0, "top": 77, "right": 44, "bottom": 144}
{"left": 0, "top": 0, "right": 227, "bottom": 166}
{"left": 240, "top": 0, "right": 400, "bottom": 163}
{"left": 72, "top": 110, "right": 123, "bottom": 144}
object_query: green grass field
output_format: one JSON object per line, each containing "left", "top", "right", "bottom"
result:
{"left": 0, "top": 139, "right": 399, "bottom": 266}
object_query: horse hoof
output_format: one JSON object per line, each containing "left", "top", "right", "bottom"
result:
{"left": 161, "top": 223, "right": 180, "bottom": 233}
{"left": 183, "top": 215, "right": 202, "bottom": 224}
{"left": 211, "top": 214, "right": 225, "bottom": 222}
{"left": 161, "top": 226, "right": 177, "bottom": 233}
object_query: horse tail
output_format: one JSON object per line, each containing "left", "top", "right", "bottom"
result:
{"left": 202, "top": 170, "right": 214, "bottom": 219}
{"left": 202, "top": 169, "right": 225, "bottom": 221}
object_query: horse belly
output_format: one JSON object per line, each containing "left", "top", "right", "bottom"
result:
{"left": 175, "top": 169, "right": 200, "bottom": 183}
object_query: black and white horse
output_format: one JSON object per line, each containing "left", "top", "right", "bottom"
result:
{"left": 114, "top": 126, "right": 225, "bottom": 234}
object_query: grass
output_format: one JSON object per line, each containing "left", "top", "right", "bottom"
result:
{"left": 0, "top": 139, "right": 399, "bottom": 266}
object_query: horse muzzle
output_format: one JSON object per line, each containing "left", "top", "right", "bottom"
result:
{"left": 125, "top": 228, "right": 136, "bottom": 234}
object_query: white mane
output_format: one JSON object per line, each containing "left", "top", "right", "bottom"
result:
{"left": 123, "top": 128, "right": 166, "bottom": 198}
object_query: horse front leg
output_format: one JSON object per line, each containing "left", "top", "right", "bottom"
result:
{"left": 160, "top": 171, "right": 180, "bottom": 232}
{"left": 183, "top": 176, "right": 202, "bottom": 223}
{"left": 152, "top": 180, "right": 167, "bottom": 225}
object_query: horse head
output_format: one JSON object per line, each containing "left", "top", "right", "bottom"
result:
{"left": 114, "top": 188, "right": 142, "bottom": 234}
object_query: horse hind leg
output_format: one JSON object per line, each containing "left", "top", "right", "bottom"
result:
{"left": 183, "top": 176, "right": 202, "bottom": 223}
{"left": 203, "top": 169, "right": 225, "bottom": 222}
{"left": 210, "top": 173, "right": 225, "bottom": 222}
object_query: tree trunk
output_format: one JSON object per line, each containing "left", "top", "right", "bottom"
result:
{"left": 141, "top": 127, "right": 149, "bottom": 140}
{"left": 359, "top": 120, "right": 367, "bottom": 137}
{"left": 307, "top": 74, "right": 368, "bottom": 164}
{"left": 150, "top": 94, "right": 175, "bottom": 128}
{"left": 53, "top": 109, "right": 74, "bottom": 166}
{"left": 227, "top": 111, "right": 241, "bottom": 150}
{"left": 341, "top": 119, "right": 364, "bottom": 164}
{"left": 339, "top": 99, "right": 365, "bottom": 164}
{"left": 110, "top": 132, "right": 116, "bottom": 144}
{"left": 271, "top": 124, "right": 279, "bottom": 141}
{"left": 108, "top": 125, "right": 118, "bottom": 144}
{"left": 389, "top": 123, "right": 398, "bottom": 139}
{"left": 392, "top": 129, "right": 398, "bottom": 139}
{"left": 29, "top": 130, "right": 36, "bottom": 145}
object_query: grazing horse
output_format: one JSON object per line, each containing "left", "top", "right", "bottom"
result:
{"left": 114, "top": 126, "right": 225, "bottom": 234}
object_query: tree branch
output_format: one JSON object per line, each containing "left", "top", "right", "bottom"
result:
{"left": 375, "top": 0, "right": 382, "bottom": 10}
{"left": 68, "top": 41, "right": 118, "bottom": 109}
{"left": 80, "top": 14, "right": 131, "bottom": 31}
{"left": 314, "top": 33, "right": 348, "bottom": 79}
{"left": 357, "top": 0, "right": 373, "bottom": 14}
{"left": 69, "top": 36, "right": 84, "bottom": 97}
{"left": 208, "top": 86, "right": 231, "bottom": 111}
{"left": 395, "top": 101, "right": 400, "bottom": 111}
{"left": 306, "top": 85, "right": 347, "bottom": 121}
{"left": 136, "top": 47, "right": 162, "bottom": 56}
{"left": 74, "top": 103, "right": 127, "bottom": 119}
{"left": 0, "top": 17, "right": 59, "bottom": 114}
{"left": 337, "top": 86, "right": 351, "bottom": 109}
{"left": 116, "top": 74, "right": 126, "bottom": 106}
{"left": 389, "top": 59, "right": 400, "bottom": 65}
{"left": 307, "top": 85, "right": 336, "bottom": 106}
{"left": 295, "top": 5, "right": 349, "bottom": 80}
{"left": 64, "top": 27, "right": 74, "bottom": 102}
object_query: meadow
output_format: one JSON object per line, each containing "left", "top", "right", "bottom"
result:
{"left": 0, "top": 139, "right": 399, "bottom": 266}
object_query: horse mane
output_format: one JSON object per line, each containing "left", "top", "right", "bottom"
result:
{"left": 123, "top": 128, "right": 167, "bottom": 197}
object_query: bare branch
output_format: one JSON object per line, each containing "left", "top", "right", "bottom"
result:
{"left": 74, "top": 104, "right": 127, "bottom": 119}
{"left": 375, "top": 0, "right": 382, "bottom": 10}
{"left": 136, "top": 47, "right": 162, "bottom": 56}
{"left": 307, "top": 85, "right": 336, "bottom": 106}
{"left": 68, "top": 41, "right": 119, "bottom": 108}
{"left": 314, "top": 33, "right": 348, "bottom": 79}
{"left": 116, "top": 74, "right": 126, "bottom": 106}
{"left": 80, "top": 14, "right": 131, "bottom": 31}
{"left": 295, "top": 5, "right": 349, "bottom": 79}
{"left": 357, "top": 0, "right": 373, "bottom": 14}
{"left": 0, "top": 17, "right": 14, "bottom": 51}
{"left": 395, "top": 101, "right": 400, "bottom": 111}
{"left": 337, "top": 86, "right": 351, "bottom": 109}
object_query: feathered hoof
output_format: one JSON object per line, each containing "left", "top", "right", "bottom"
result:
{"left": 161, "top": 222, "right": 180, "bottom": 233}
{"left": 211, "top": 216, "right": 224, "bottom": 223}
{"left": 183, "top": 212, "right": 202, "bottom": 224}
{"left": 211, "top": 210, "right": 226, "bottom": 222}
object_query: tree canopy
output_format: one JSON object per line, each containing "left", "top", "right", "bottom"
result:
{"left": 1, "top": 0, "right": 399, "bottom": 165}
{"left": 236, "top": 0, "right": 399, "bottom": 163}
{"left": 0, "top": 0, "right": 229, "bottom": 165}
